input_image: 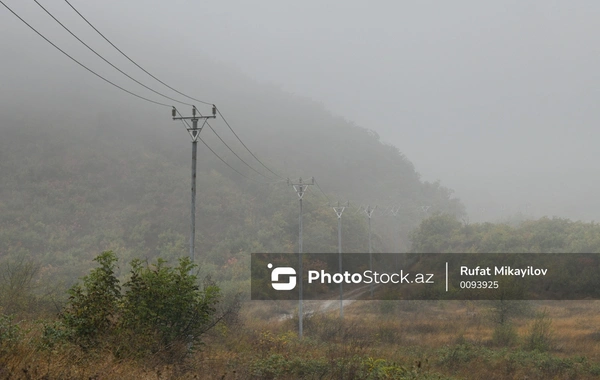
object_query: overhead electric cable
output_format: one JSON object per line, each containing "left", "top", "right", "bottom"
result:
{"left": 214, "top": 106, "right": 285, "bottom": 180}
{"left": 62, "top": 0, "right": 283, "bottom": 181}
{"left": 64, "top": 0, "right": 213, "bottom": 106}
{"left": 190, "top": 107, "right": 278, "bottom": 181}
{"left": 22, "top": 0, "right": 286, "bottom": 184}
{"left": 34, "top": 0, "right": 193, "bottom": 107}
{"left": 205, "top": 121, "right": 282, "bottom": 182}
{"left": 314, "top": 179, "right": 332, "bottom": 204}
{"left": 174, "top": 111, "right": 272, "bottom": 184}
{"left": 0, "top": 0, "right": 171, "bottom": 107}
{"left": 193, "top": 110, "right": 273, "bottom": 180}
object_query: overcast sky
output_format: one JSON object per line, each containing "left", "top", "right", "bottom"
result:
{"left": 2, "top": 0, "right": 600, "bottom": 222}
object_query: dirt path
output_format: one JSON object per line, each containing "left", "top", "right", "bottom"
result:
{"left": 277, "top": 284, "right": 377, "bottom": 320}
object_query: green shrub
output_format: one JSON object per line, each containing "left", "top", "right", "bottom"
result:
{"left": 120, "top": 257, "right": 220, "bottom": 356}
{"left": 61, "top": 251, "right": 121, "bottom": 347}
{"left": 0, "top": 258, "right": 41, "bottom": 316}
{"left": 39, "top": 320, "right": 70, "bottom": 351}
{"left": 525, "top": 309, "right": 553, "bottom": 352}
{"left": 492, "top": 322, "right": 518, "bottom": 347}
{"left": 60, "top": 251, "right": 221, "bottom": 360}
{"left": 361, "top": 357, "right": 409, "bottom": 379}
{"left": 0, "top": 314, "right": 21, "bottom": 349}
{"left": 438, "top": 344, "right": 478, "bottom": 367}
{"left": 250, "top": 354, "right": 329, "bottom": 379}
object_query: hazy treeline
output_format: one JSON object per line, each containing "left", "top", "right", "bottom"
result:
{"left": 411, "top": 214, "right": 600, "bottom": 253}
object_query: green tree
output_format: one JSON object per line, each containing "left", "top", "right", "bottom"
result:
{"left": 61, "top": 252, "right": 222, "bottom": 360}
{"left": 61, "top": 251, "right": 121, "bottom": 347}
{"left": 120, "top": 257, "right": 220, "bottom": 356}
{"left": 410, "top": 214, "right": 463, "bottom": 253}
{"left": 0, "top": 257, "right": 41, "bottom": 316}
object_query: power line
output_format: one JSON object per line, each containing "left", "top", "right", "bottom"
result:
{"left": 63, "top": 0, "right": 213, "bottom": 106}
{"left": 313, "top": 179, "right": 332, "bottom": 204}
{"left": 11, "top": 0, "right": 288, "bottom": 187}
{"left": 0, "top": 0, "right": 171, "bottom": 108}
{"left": 215, "top": 106, "right": 285, "bottom": 180}
{"left": 205, "top": 121, "right": 281, "bottom": 181}
{"left": 34, "top": 0, "right": 194, "bottom": 107}
{"left": 192, "top": 107, "right": 279, "bottom": 182}
{"left": 175, "top": 111, "right": 273, "bottom": 184}
{"left": 177, "top": 118, "right": 251, "bottom": 181}
{"left": 63, "top": 0, "right": 283, "bottom": 181}
{"left": 200, "top": 136, "right": 281, "bottom": 184}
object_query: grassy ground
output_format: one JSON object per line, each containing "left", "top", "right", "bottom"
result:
{"left": 2, "top": 300, "right": 600, "bottom": 379}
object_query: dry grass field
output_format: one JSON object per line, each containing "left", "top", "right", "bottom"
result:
{"left": 2, "top": 300, "right": 600, "bottom": 379}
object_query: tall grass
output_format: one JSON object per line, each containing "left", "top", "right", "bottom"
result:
{"left": 1, "top": 300, "right": 600, "bottom": 379}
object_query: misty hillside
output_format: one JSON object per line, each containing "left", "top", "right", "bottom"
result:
{"left": 0, "top": 68, "right": 463, "bottom": 282}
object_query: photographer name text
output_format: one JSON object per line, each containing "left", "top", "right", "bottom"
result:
{"left": 460, "top": 266, "right": 548, "bottom": 277}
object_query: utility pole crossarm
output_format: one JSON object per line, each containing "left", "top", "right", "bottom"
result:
{"left": 332, "top": 200, "right": 350, "bottom": 219}
{"left": 173, "top": 106, "right": 216, "bottom": 142}
{"left": 362, "top": 205, "right": 377, "bottom": 218}
{"left": 386, "top": 205, "right": 400, "bottom": 217}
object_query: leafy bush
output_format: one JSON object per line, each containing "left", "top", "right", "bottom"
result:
{"left": 250, "top": 354, "right": 329, "bottom": 379}
{"left": 61, "top": 251, "right": 121, "bottom": 347}
{"left": 361, "top": 357, "right": 409, "bottom": 379}
{"left": 120, "top": 257, "right": 220, "bottom": 356}
{"left": 438, "top": 344, "right": 479, "bottom": 367}
{"left": 38, "top": 320, "right": 70, "bottom": 351}
{"left": 0, "top": 258, "right": 48, "bottom": 317}
{"left": 491, "top": 322, "right": 518, "bottom": 347}
{"left": 525, "top": 309, "right": 553, "bottom": 352}
{"left": 60, "top": 251, "right": 221, "bottom": 360}
{"left": 0, "top": 314, "right": 21, "bottom": 350}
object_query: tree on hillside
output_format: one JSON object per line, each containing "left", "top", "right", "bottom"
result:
{"left": 410, "top": 214, "right": 463, "bottom": 253}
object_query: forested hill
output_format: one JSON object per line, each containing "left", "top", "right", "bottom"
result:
{"left": 0, "top": 66, "right": 464, "bottom": 283}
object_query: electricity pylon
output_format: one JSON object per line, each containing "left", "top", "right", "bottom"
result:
{"left": 388, "top": 205, "right": 402, "bottom": 272}
{"left": 362, "top": 205, "right": 377, "bottom": 297}
{"left": 332, "top": 201, "right": 349, "bottom": 318}
{"left": 172, "top": 106, "right": 216, "bottom": 266}
{"left": 288, "top": 177, "right": 314, "bottom": 339}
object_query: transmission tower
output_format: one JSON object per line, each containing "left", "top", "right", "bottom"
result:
{"left": 172, "top": 106, "right": 216, "bottom": 267}
{"left": 288, "top": 177, "right": 314, "bottom": 339}
{"left": 362, "top": 205, "right": 377, "bottom": 297}
{"left": 387, "top": 205, "right": 402, "bottom": 271}
{"left": 332, "top": 201, "right": 349, "bottom": 318}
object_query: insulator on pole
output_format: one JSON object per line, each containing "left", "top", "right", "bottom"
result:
{"left": 172, "top": 107, "right": 176, "bottom": 118}
{"left": 212, "top": 104, "right": 217, "bottom": 116}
